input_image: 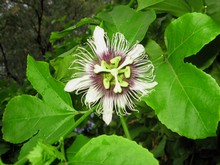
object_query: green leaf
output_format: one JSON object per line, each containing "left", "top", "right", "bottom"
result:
{"left": 96, "top": 5, "right": 156, "bottom": 45}
{"left": 2, "top": 56, "right": 76, "bottom": 159}
{"left": 144, "top": 13, "right": 220, "bottom": 139}
{"left": 50, "top": 47, "right": 76, "bottom": 81}
{"left": 27, "top": 141, "right": 65, "bottom": 165}
{"left": 0, "top": 143, "right": 10, "bottom": 156}
{"left": 205, "top": 0, "right": 220, "bottom": 23}
{"left": 185, "top": 35, "right": 220, "bottom": 70}
{"left": 185, "top": 0, "right": 204, "bottom": 12}
{"left": 165, "top": 13, "right": 220, "bottom": 59}
{"left": 137, "top": 0, "right": 164, "bottom": 11}
{"left": 145, "top": 38, "right": 164, "bottom": 67}
{"left": 50, "top": 18, "right": 99, "bottom": 44}
{"left": 69, "top": 135, "right": 159, "bottom": 165}
{"left": 66, "top": 134, "right": 90, "bottom": 161}
{"left": 0, "top": 159, "right": 6, "bottom": 165}
{"left": 0, "top": 79, "right": 18, "bottom": 105}
{"left": 139, "top": 0, "right": 191, "bottom": 17}
{"left": 150, "top": 136, "right": 166, "bottom": 158}
{"left": 3, "top": 95, "right": 75, "bottom": 143}
{"left": 27, "top": 55, "right": 73, "bottom": 111}
{"left": 210, "top": 61, "right": 220, "bottom": 85}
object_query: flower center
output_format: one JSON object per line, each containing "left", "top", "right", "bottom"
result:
{"left": 94, "top": 56, "right": 133, "bottom": 93}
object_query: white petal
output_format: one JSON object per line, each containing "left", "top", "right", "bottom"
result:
{"left": 85, "top": 86, "right": 103, "bottom": 104}
{"left": 127, "top": 44, "right": 145, "bottom": 60}
{"left": 64, "top": 75, "right": 91, "bottom": 92}
{"left": 102, "top": 97, "right": 113, "bottom": 125}
{"left": 93, "top": 26, "right": 108, "bottom": 56}
{"left": 131, "top": 80, "right": 158, "bottom": 93}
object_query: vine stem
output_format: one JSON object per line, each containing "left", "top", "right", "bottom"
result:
{"left": 71, "top": 108, "right": 94, "bottom": 129}
{"left": 127, "top": 0, "right": 135, "bottom": 7}
{"left": 120, "top": 116, "right": 131, "bottom": 140}
{"left": 59, "top": 137, "right": 67, "bottom": 162}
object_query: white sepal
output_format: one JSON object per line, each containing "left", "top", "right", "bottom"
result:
{"left": 85, "top": 86, "right": 103, "bottom": 105}
{"left": 131, "top": 80, "right": 158, "bottom": 94}
{"left": 127, "top": 44, "right": 145, "bottom": 60}
{"left": 93, "top": 26, "right": 108, "bottom": 56}
{"left": 64, "top": 75, "right": 91, "bottom": 92}
{"left": 102, "top": 97, "right": 113, "bottom": 125}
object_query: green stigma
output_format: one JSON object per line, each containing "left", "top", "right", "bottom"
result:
{"left": 94, "top": 56, "right": 133, "bottom": 94}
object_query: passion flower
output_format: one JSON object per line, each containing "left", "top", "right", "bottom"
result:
{"left": 65, "top": 26, "right": 157, "bottom": 125}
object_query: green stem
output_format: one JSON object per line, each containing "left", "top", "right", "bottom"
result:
{"left": 120, "top": 116, "right": 131, "bottom": 140}
{"left": 59, "top": 137, "right": 67, "bottom": 162}
{"left": 127, "top": 0, "right": 135, "bottom": 7}
{"left": 72, "top": 108, "right": 94, "bottom": 129}
{"left": 14, "top": 157, "right": 28, "bottom": 165}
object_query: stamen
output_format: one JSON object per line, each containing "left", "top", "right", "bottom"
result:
{"left": 117, "top": 75, "right": 129, "bottom": 87}
{"left": 110, "top": 56, "right": 121, "bottom": 67}
{"left": 124, "top": 66, "right": 131, "bottom": 78}
{"left": 120, "top": 81, "right": 129, "bottom": 87}
{"left": 119, "top": 66, "right": 131, "bottom": 78}
{"left": 103, "top": 74, "right": 113, "bottom": 89}
{"left": 103, "top": 78, "right": 110, "bottom": 89}
{"left": 101, "top": 61, "right": 110, "bottom": 69}
{"left": 93, "top": 56, "right": 132, "bottom": 94}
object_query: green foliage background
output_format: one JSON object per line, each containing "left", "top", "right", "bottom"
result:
{"left": 0, "top": 0, "right": 220, "bottom": 164}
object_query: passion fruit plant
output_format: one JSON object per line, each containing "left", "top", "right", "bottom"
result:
{"left": 2, "top": 0, "right": 220, "bottom": 164}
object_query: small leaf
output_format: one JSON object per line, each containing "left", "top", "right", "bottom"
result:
{"left": 50, "top": 47, "right": 76, "bottom": 81}
{"left": 139, "top": 0, "right": 191, "bottom": 17}
{"left": 151, "top": 136, "right": 166, "bottom": 158}
{"left": 205, "top": 0, "right": 220, "bottom": 23}
{"left": 0, "top": 143, "right": 10, "bottom": 156}
{"left": 137, "top": 0, "right": 164, "bottom": 11}
{"left": 97, "top": 5, "right": 156, "bottom": 45}
{"left": 185, "top": 0, "right": 204, "bottom": 12}
{"left": 27, "top": 141, "right": 64, "bottom": 165}
{"left": 66, "top": 134, "right": 90, "bottom": 161}
{"left": 50, "top": 18, "right": 99, "bottom": 44}
{"left": 144, "top": 13, "right": 220, "bottom": 139}
{"left": 69, "top": 135, "right": 159, "bottom": 165}
{"left": 210, "top": 61, "right": 220, "bottom": 85}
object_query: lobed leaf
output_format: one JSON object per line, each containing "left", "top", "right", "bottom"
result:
{"left": 144, "top": 13, "right": 220, "bottom": 139}
{"left": 2, "top": 56, "right": 76, "bottom": 159}
{"left": 27, "top": 55, "right": 73, "bottom": 111}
